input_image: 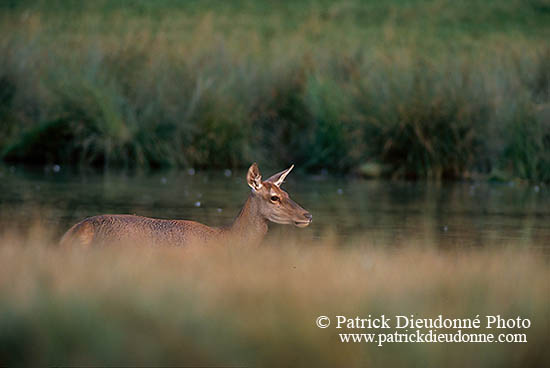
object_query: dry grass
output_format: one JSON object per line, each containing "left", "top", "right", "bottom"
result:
{"left": 0, "top": 226, "right": 548, "bottom": 366}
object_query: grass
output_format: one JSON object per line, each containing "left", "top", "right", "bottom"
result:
{"left": 0, "top": 0, "right": 549, "bottom": 180}
{"left": 0, "top": 226, "right": 548, "bottom": 366}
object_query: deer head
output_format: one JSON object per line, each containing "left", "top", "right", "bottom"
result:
{"left": 246, "top": 163, "right": 312, "bottom": 227}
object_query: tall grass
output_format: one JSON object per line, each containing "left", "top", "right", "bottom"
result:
{"left": 0, "top": 0, "right": 549, "bottom": 179}
{"left": 0, "top": 226, "right": 548, "bottom": 366}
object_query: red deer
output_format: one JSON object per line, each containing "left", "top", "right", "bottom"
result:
{"left": 60, "top": 163, "right": 312, "bottom": 247}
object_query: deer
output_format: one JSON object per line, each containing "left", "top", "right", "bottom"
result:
{"left": 60, "top": 163, "right": 312, "bottom": 248}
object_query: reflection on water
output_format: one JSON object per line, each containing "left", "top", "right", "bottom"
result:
{"left": 1, "top": 166, "right": 549, "bottom": 248}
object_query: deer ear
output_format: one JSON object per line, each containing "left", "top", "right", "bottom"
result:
{"left": 247, "top": 163, "right": 263, "bottom": 191}
{"left": 265, "top": 164, "right": 294, "bottom": 187}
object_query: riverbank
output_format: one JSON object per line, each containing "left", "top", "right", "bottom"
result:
{"left": 1, "top": 0, "right": 549, "bottom": 180}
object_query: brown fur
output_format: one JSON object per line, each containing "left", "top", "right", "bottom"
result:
{"left": 60, "top": 164, "right": 311, "bottom": 248}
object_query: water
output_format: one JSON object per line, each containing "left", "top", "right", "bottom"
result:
{"left": 1, "top": 166, "right": 549, "bottom": 249}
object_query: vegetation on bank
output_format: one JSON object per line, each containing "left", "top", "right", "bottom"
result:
{"left": 0, "top": 0, "right": 549, "bottom": 180}
{"left": 0, "top": 227, "right": 548, "bottom": 366}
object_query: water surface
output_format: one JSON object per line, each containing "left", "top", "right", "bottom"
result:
{"left": 1, "top": 166, "right": 549, "bottom": 249}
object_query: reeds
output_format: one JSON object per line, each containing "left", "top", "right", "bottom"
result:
{"left": 0, "top": 226, "right": 548, "bottom": 366}
{"left": 0, "top": 1, "right": 549, "bottom": 179}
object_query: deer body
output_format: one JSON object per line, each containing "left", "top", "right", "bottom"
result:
{"left": 60, "top": 163, "right": 311, "bottom": 248}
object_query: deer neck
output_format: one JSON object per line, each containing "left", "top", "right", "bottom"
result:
{"left": 228, "top": 194, "right": 268, "bottom": 245}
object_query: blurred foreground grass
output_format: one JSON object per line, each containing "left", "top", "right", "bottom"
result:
{"left": 0, "top": 226, "right": 549, "bottom": 367}
{"left": 0, "top": 0, "right": 550, "bottom": 180}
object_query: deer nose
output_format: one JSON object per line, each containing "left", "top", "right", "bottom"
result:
{"left": 304, "top": 213, "right": 312, "bottom": 221}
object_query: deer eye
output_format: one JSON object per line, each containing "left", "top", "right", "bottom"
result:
{"left": 270, "top": 196, "right": 280, "bottom": 202}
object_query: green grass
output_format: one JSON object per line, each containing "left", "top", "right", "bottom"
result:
{"left": 0, "top": 0, "right": 549, "bottom": 179}
{"left": 0, "top": 227, "right": 548, "bottom": 366}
